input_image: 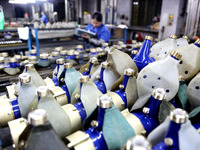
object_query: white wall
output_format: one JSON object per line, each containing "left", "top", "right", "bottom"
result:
{"left": 0, "top": 1, "right": 15, "bottom": 19}
{"left": 116, "top": 0, "right": 132, "bottom": 26}
{"left": 158, "top": 0, "right": 186, "bottom": 40}
{"left": 100, "top": 0, "right": 132, "bottom": 25}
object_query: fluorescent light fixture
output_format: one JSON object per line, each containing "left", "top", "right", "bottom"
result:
{"left": 9, "top": 0, "right": 36, "bottom": 4}
{"left": 9, "top": 0, "right": 27, "bottom": 4}
{"left": 133, "top": 2, "right": 139, "bottom": 5}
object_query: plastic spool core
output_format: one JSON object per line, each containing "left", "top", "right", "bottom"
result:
{"left": 79, "top": 76, "right": 90, "bottom": 83}
{"left": 29, "top": 56, "right": 37, "bottom": 60}
{"left": 102, "top": 43, "right": 109, "bottom": 47}
{"left": 0, "top": 57, "right": 5, "bottom": 63}
{"left": 76, "top": 45, "right": 84, "bottom": 49}
{"left": 2, "top": 52, "right": 8, "bottom": 57}
{"left": 67, "top": 50, "right": 75, "bottom": 56}
{"left": 30, "top": 49, "right": 37, "bottom": 54}
{"left": 170, "top": 51, "right": 182, "bottom": 60}
{"left": 60, "top": 50, "right": 67, "bottom": 55}
{"left": 170, "top": 108, "right": 188, "bottom": 124}
{"left": 170, "top": 35, "right": 177, "bottom": 40}
{"left": 28, "top": 109, "right": 47, "bottom": 126}
{"left": 152, "top": 88, "right": 166, "bottom": 100}
{"left": 64, "top": 63, "right": 72, "bottom": 68}
{"left": 55, "top": 47, "right": 62, "bottom": 52}
{"left": 56, "top": 58, "right": 65, "bottom": 64}
{"left": 101, "top": 61, "right": 109, "bottom": 69}
{"left": 36, "top": 86, "right": 50, "bottom": 98}
{"left": 25, "top": 64, "right": 34, "bottom": 70}
{"left": 52, "top": 51, "right": 59, "bottom": 57}
{"left": 10, "top": 57, "right": 17, "bottom": 63}
{"left": 132, "top": 40, "right": 137, "bottom": 44}
{"left": 117, "top": 45, "right": 122, "bottom": 50}
{"left": 97, "top": 47, "right": 103, "bottom": 52}
{"left": 97, "top": 94, "right": 113, "bottom": 108}
{"left": 124, "top": 68, "right": 135, "bottom": 76}
{"left": 122, "top": 44, "right": 127, "bottom": 48}
{"left": 40, "top": 53, "right": 48, "bottom": 59}
{"left": 90, "top": 57, "right": 98, "bottom": 64}
{"left": 131, "top": 50, "right": 138, "bottom": 55}
{"left": 19, "top": 73, "right": 31, "bottom": 83}
{"left": 90, "top": 48, "right": 97, "bottom": 53}
{"left": 182, "top": 36, "right": 189, "bottom": 41}
{"left": 179, "top": 75, "right": 184, "bottom": 81}
{"left": 195, "top": 38, "right": 200, "bottom": 45}
{"left": 126, "top": 135, "right": 151, "bottom": 150}
{"left": 118, "top": 41, "right": 124, "bottom": 45}
{"left": 15, "top": 55, "right": 21, "bottom": 60}
{"left": 145, "top": 36, "right": 153, "bottom": 41}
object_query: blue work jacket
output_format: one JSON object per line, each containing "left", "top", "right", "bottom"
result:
{"left": 85, "top": 23, "right": 111, "bottom": 42}
{"left": 42, "top": 14, "right": 48, "bottom": 24}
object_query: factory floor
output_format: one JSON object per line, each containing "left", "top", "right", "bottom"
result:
{"left": 0, "top": 41, "right": 86, "bottom": 95}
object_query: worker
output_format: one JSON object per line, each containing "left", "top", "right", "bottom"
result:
{"left": 82, "top": 12, "right": 111, "bottom": 47}
{"left": 41, "top": 11, "right": 48, "bottom": 24}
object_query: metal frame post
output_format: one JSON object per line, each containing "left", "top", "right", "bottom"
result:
{"left": 35, "top": 29, "right": 40, "bottom": 56}
{"left": 28, "top": 28, "right": 32, "bottom": 51}
{"left": 124, "top": 28, "right": 127, "bottom": 44}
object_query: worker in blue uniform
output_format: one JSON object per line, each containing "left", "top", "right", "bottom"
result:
{"left": 41, "top": 11, "right": 48, "bottom": 24}
{"left": 82, "top": 12, "right": 111, "bottom": 47}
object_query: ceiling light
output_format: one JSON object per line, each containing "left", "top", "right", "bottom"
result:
{"left": 9, "top": 0, "right": 36, "bottom": 4}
